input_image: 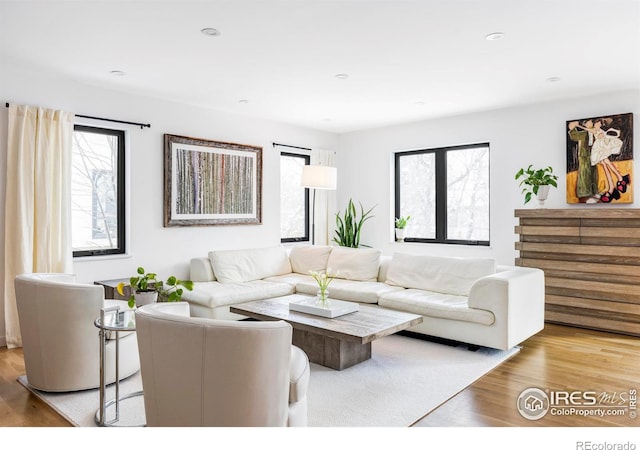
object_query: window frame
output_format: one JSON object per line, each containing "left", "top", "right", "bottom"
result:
{"left": 280, "top": 151, "right": 311, "bottom": 243}
{"left": 394, "top": 142, "right": 490, "bottom": 246}
{"left": 72, "top": 124, "right": 126, "bottom": 257}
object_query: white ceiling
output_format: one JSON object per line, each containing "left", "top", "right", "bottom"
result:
{"left": 2, "top": 0, "right": 639, "bottom": 133}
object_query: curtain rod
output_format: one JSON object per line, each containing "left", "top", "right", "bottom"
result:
{"left": 5, "top": 103, "right": 151, "bottom": 130}
{"left": 272, "top": 142, "right": 312, "bottom": 151}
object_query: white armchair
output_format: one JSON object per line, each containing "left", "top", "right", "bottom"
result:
{"left": 135, "top": 301, "right": 310, "bottom": 427}
{"left": 14, "top": 273, "right": 140, "bottom": 392}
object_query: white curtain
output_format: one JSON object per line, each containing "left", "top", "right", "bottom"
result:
{"left": 310, "top": 149, "right": 336, "bottom": 245}
{"left": 4, "top": 104, "right": 74, "bottom": 348}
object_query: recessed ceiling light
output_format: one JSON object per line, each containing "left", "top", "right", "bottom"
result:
{"left": 109, "top": 70, "right": 125, "bottom": 76}
{"left": 414, "top": 101, "right": 426, "bottom": 106}
{"left": 546, "top": 76, "right": 561, "bottom": 83}
{"left": 335, "top": 73, "right": 349, "bottom": 80}
{"left": 322, "top": 118, "right": 332, "bottom": 122}
{"left": 201, "top": 28, "right": 221, "bottom": 37}
{"left": 485, "top": 32, "right": 505, "bottom": 41}
{"left": 238, "top": 99, "right": 249, "bottom": 104}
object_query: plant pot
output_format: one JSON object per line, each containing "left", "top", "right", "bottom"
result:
{"left": 134, "top": 290, "right": 158, "bottom": 308}
{"left": 395, "top": 228, "right": 406, "bottom": 242}
{"left": 536, "top": 185, "right": 550, "bottom": 208}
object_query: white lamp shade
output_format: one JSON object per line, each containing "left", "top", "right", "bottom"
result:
{"left": 301, "top": 165, "right": 337, "bottom": 190}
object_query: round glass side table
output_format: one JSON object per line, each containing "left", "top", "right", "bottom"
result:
{"left": 94, "top": 306, "right": 144, "bottom": 427}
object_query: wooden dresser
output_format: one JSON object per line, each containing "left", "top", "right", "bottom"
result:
{"left": 514, "top": 208, "right": 640, "bottom": 336}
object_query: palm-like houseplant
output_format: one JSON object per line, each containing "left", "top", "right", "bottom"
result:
{"left": 333, "top": 198, "right": 376, "bottom": 248}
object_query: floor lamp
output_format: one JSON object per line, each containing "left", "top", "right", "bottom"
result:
{"left": 301, "top": 165, "right": 337, "bottom": 245}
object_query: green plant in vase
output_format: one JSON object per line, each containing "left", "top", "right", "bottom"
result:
{"left": 309, "top": 269, "right": 336, "bottom": 306}
{"left": 515, "top": 165, "right": 559, "bottom": 205}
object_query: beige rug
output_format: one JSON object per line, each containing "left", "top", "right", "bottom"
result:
{"left": 18, "top": 334, "right": 519, "bottom": 427}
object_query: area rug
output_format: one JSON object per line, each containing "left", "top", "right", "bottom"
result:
{"left": 17, "top": 335, "right": 519, "bottom": 427}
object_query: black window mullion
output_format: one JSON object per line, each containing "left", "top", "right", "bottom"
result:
{"left": 435, "top": 149, "right": 447, "bottom": 242}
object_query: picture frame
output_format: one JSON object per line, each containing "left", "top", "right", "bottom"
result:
{"left": 164, "top": 134, "right": 262, "bottom": 226}
{"left": 566, "top": 113, "right": 633, "bottom": 204}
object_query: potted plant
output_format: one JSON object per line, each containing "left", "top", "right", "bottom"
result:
{"left": 515, "top": 165, "right": 559, "bottom": 207}
{"left": 333, "top": 198, "right": 376, "bottom": 248}
{"left": 116, "top": 267, "right": 194, "bottom": 309}
{"left": 394, "top": 215, "right": 411, "bottom": 242}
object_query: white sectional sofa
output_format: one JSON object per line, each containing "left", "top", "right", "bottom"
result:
{"left": 182, "top": 245, "right": 545, "bottom": 350}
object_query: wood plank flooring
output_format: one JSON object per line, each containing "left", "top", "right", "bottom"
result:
{"left": 1, "top": 323, "right": 638, "bottom": 427}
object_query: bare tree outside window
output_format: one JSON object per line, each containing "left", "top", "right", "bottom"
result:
{"left": 280, "top": 152, "right": 310, "bottom": 242}
{"left": 72, "top": 126, "right": 125, "bottom": 256}
{"left": 395, "top": 143, "right": 489, "bottom": 245}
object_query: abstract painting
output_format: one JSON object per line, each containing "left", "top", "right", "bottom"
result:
{"left": 164, "top": 134, "right": 262, "bottom": 226}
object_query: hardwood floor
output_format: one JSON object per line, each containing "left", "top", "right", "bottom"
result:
{"left": 0, "top": 323, "right": 638, "bottom": 427}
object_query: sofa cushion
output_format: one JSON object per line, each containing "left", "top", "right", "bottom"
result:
{"left": 326, "top": 247, "right": 382, "bottom": 282}
{"left": 263, "top": 273, "right": 315, "bottom": 287}
{"left": 385, "top": 253, "right": 495, "bottom": 296}
{"left": 209, "top": 247, "right": 292, "bottom": 283}
{"left": 181, "top": 280, "right": 294, "bottom": 308}
{"left": 289, "top": 245, "right": 332, "bottom": 275}
{"left": 294, "top": 278, "right": 404, "bottom": 304}
{"left": 378, "top": 289, "right": 495, "bottom": 325}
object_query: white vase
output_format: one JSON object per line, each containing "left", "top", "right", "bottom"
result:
{"left": 395, "top": 228, "right": 406, "bottom": 242}
{"left": 134, "top": 291, "right": 158, "bottom": 308}
{"left": 536, "top": 185, "right": 550, "bottom": 208}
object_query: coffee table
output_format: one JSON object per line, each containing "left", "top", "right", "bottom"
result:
{"left": 230, "top": 294, "right": 423, "bottom": 370}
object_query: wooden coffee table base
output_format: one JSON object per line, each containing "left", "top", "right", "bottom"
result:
{"left": 230, "top": 295, "right": 423, "bottom": 371}
{"left": 293, "top": 328, "right": 372, "bottom": 370}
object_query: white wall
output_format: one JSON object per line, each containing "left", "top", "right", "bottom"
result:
{"left": 336, "top": 89, "right": 640, "bottom": 264}
{"left": 0, "top": 63, "right": 338, "bottom": 346}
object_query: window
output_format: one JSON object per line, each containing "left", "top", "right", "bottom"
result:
{"left": 280, "top": 152, "right": 310, "bottom": 242}
{"left": 72, "top": 125, "right": 126, "bottom": 257}
{"left": 394, "top": 143, "right": 490, "bottom": 245}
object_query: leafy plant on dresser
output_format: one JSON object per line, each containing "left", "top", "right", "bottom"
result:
{"left": 514, "top": 165, "right": 559, "bottom": 204}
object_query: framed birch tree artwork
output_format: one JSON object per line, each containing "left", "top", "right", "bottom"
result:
{"left": 164, "top": 134, "right": 262, "bottom": 226}
{"left": 566, "top": 113, "right": 633, "bottom": 204}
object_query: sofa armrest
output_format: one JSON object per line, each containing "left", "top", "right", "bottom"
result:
{"left": 468, "top": 267, "right": 545, "bottom": 344}
{"left": 190, "top": 257, "right": 216, "bottom": 282}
